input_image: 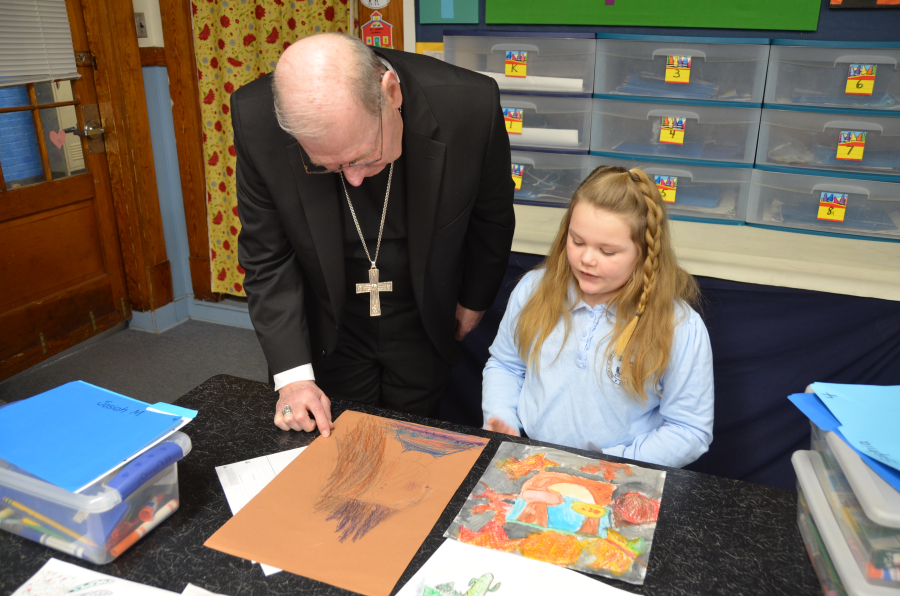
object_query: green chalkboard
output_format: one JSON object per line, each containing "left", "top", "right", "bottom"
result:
{"left": 485, "top": 0, "right": 820, "bottom": 30}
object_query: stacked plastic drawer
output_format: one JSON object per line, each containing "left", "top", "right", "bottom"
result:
{"left": 591, "top": 34, "right": 770, "bottom": 224}
{"left": 793, "top": 424, "right": 900, "bottom": 596}
{"left": 751, "top": 41, "right": 900, "bottom": 241}
{"left": 443, "top": 32, "right": 596, "bottom": 206}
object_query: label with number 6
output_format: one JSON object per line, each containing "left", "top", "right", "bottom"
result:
{"left": 818, "top": 192, "right": 848, "bottom": 222}
{"left": 655, "top": 175, "right": 677, "bottom": 203}
{"left": 846, "top": 64, "right": 876, "bottom": 96}
{"left": 660, "top": 116, "right": 686, "bottom": 145}
{"left": 836, "top": 130, "right": 865, "bottom": 161}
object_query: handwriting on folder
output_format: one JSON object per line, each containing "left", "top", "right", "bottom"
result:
{"left": 810, "top": 382, "right": 900, "bottom": 472}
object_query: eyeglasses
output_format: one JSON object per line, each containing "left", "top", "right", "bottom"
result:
{"left": 299, "top": 110, "right": 384, "bottom": 175}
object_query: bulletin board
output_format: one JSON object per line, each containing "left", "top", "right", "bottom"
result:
{"left": 484, "top": 0, "right": 821, "bottom": 30}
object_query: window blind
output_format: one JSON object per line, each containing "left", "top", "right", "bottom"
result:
{"left": 0, "top": 0, "right": 80, "bottom": 89}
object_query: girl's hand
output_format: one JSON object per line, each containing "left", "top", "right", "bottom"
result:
{"left": 484, "top": 417, "right": 520, "bottom": 436}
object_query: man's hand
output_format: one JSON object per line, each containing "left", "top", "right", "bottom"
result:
{"left": 275, "top": 380, "right": 334, "bottom": 436}
{"left": 484, "top": 417, "right": 520, "bottom": 436}
{"left": 455, "top": 303, "right": 485, "bottom": 341}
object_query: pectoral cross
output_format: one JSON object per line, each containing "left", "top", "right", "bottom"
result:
{"left": 356, "top": 266, "right": 392, "bottom": 317}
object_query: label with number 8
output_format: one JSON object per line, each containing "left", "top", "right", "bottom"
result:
{"left": 660, "top": 117, "right": 686, "bottom": 145}
{"left": 655, "top": 175, "right": 677, "bottom": 203}
{"left": 818, "top": 192, "right": 848, "bottom": 222}
{"left": 836, "top": 130, "right": 865, "bottom": 161}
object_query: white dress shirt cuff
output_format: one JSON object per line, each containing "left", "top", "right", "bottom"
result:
{"left": 273, "top": 364, "right": 316, "bottom": 392}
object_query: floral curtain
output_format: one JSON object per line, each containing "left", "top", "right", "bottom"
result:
{"left": 193, "top": 0, "right": 353, "bottom": 296}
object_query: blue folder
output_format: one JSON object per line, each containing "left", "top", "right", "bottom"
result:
{"left": 0, "top": 381, "right": 184, "bottom": 492}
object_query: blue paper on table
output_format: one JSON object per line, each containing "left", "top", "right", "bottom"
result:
{"left": 788, "top": 392, "right": 900, "bottom": 493}
{"left": 0, "top": 381, "right": 184, "bottom": 493}
{"left": 810, "top": 383, "right": 900, "bottom": 472}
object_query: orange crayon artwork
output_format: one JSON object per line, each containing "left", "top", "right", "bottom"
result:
{"left": 446, "top": 443, "right": 666, "bottom": 585}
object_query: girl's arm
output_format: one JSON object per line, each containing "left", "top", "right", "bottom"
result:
{"left": 602, "top": 310, "right": 714, "bottom": 468}
{"left": 481, "top": 273, "right": 537, "bottom": 435}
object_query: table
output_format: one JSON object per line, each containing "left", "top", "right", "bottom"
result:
{"left": 0, "top": 375, "right": 822, "bottom": 596}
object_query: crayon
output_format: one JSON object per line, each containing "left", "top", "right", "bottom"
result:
{"left": 109, "top": 499, "right": 178, "bottom": 558}
{"left": 1, "top": 496, "right": 98, "bottom": 548}
{"left": 107, "top": 517, "right": 143, "bottom": 546}
{"left": 139, "top": 493, "right": 166, "bottom": 522}
{"left": 17, "top": 525, "right": 90, "bottom": 559}
{"left": 22, "top": 516, "right": 68, "bottom": 541}
{"left": 0, "top": 507, "right": 13, "bottom": 520}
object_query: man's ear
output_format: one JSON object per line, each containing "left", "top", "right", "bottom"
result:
{"left": 382, "top": 70, "right": 403, "bottom": 110}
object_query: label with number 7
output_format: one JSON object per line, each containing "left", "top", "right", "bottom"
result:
{"left": 655, "top": 175, "right": 677, "bottom": 203}
{"left": 817, "top": 192, "right": 848, "bottom": 222}
{"left": 660, "top": 117, "right": 686, "bottom": 145}
{"left": 836, "top": 131, "right": 865, "bottom": 161}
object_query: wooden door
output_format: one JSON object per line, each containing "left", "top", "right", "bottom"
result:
{"left": 0, "top": 0, "right": 130, "bottom": 380}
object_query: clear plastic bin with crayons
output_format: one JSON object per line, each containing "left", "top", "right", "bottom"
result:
{"left": 0, "top": 431, "right": 190, "bottom": 564}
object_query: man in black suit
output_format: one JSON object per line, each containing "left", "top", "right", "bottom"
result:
{"left": 233, "top": 33, "right": 515, "bottom": 434}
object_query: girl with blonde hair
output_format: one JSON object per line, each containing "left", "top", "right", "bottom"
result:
{"left": 483, "top": 166, "right": 714, "bottom": 468}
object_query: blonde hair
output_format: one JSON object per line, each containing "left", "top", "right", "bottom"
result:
{"left": 514, "top": 165, "right": 700, "bottom": 404}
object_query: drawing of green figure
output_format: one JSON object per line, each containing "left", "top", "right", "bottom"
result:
{"left": 422, "top": 573, "right": 501, "bottom": 596}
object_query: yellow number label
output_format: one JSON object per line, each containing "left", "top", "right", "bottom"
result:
{"left": 846, "top": 64, "right": 876, "bottom": 96}
{"left": 655, "top": 175, "right": 677, "bottom": 203}
{"left": 503, "top": 108, "right": 524, "bottom": 135}
{"left": 511, "top": 164, "right": 524, "bottom": 190}
{"left": 818, "top": 192, "right": 847, "bottom": 222}
{"left": 505, "top": 51, "right": 527, "bottom": 78}
{"left": 836, "top": 131, "right": 865, "bottom": 161}
{"left": 660, "top": 116, "right": 686, "bottom": 145}
{"left": 665, "top": 56, "right": 691, "bottom": 84}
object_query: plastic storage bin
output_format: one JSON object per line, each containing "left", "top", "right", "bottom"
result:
{"left": 808, "top": 423, "right": 900, "bottom": 584}
{"left": 793, "top": 450, "right": 899, "bottom": 596}
{"left": 501, "top": 94, "right": 592, "bottom": 151}
{"left": 510, "top": 150, "right": 593, "bottom": 206}
{"left": 591, "top": 98, "right": 761, "bottom": 164}
{"left": 747, "top": 169, "right": 900, "bottom": 240}
{"left": 765, "top": 42, "right": 900, "bottom": 112}
{"left": 589, "top": 155, "right": 751, "bottom": 223}
{"left": 798, "top": 487, "right": 850, "bottom": 596}
{"left": 443, "top": 33, "right": 596, "bottom": 95}
{"left": 756, "top": 108, "right": 900, "bottom": 179}
{"left": 594, "top": 35, "right": 770, "bottom": 104}
{"left": 0, "top": 431, "right": 191, "bottom": 564}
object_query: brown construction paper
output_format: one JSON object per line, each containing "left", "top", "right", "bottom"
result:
{"left": 204, "top": 411, "right": 488, "bottom": 596}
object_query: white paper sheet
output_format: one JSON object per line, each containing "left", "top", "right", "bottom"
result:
{"left": 181, "top": 584, "right": 230, "bottom": 596}
{"left": 214, "top": 446, "right": 307, "bottom": 576}
{"left": 396, "top": 539, "right": 632, "bottom": 596}
{"left": 12, "top": 558, "right": 180, "bottom": 596}
{"left": 516, "top": 128, "right": 581, "bottom": 149}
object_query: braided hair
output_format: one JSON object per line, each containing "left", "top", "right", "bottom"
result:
{"left": 514, "top": 165, "right": 699, "bottom": 404}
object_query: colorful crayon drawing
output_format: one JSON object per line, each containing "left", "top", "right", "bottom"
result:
{"left": 665, "top": 55, "right": 691, "bottom": 84}
{"left": 505, "top": 51, "right": 528, "bottom": 78}
{"left": 818, "top": 192, "right": 849, "bottom": 222}
{"left": 837, "top": 131, "right": 866, "bottom": 161}
{"left": 444, "top": 442, "right": 666, "bottom": 586}
{"left": 315, "top": 418, "right": 485, "bottom": 543}
{"left": 422, "top": 573, "right": 502, "bottom": 596}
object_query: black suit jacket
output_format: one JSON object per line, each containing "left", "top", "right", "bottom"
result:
{"left": 233, "top": 49, "right": 515, "bottom": 376}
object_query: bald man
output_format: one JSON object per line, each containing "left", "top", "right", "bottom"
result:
{"left": 233, "top": 33, "right": 515, "bottom": 433}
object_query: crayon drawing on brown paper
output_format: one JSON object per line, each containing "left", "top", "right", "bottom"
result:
{"left": 204, "top": 411, "right": 488, "bottom": 596}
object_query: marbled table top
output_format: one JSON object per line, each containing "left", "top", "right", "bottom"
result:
{"left": 0, "top": 375, "right": 821, "bottom": 596}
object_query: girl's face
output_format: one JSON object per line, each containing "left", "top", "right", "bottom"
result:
{"left": 566, "top": 202, "right": 640, "bottom": 308}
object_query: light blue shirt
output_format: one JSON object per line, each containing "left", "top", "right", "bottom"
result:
{"left": 483, "top": 269, "right": 714, "bottom": 468}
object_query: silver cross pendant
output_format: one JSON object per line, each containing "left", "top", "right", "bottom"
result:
{"left": 356, "top": 267, "right": 392, "bottom": 317}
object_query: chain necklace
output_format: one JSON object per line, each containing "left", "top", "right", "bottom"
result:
{"left": 339, "top": 162, "right": 394, "bottom": 316}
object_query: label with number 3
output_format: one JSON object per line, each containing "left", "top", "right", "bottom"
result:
{"left": 665, "top": 55, "right": 691, "bottom": 84}
{"left": 655, "top": 175, "right": 677, "bottom": 203}
{"left": 818, "top": 192, "right": 848, "bottom": 222}
{"left": 836, "top": 130, "right": 865, "bottom": 161}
